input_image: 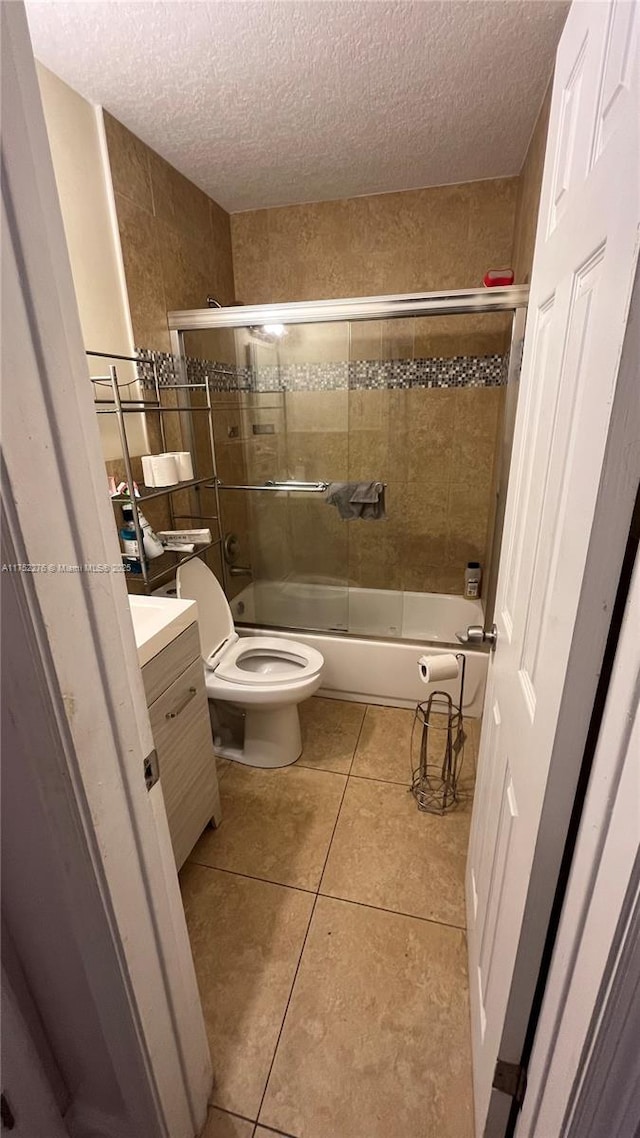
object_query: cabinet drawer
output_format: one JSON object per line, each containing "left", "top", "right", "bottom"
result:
{"left": 142, "top": 622, "right": 200, "bottom": 706}
{"left": 148, "top": 656, "right": 218, "bottom": 869}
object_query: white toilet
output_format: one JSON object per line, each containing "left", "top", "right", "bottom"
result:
{"left": 176, "top": 558, "right": 324, "bottom": 768}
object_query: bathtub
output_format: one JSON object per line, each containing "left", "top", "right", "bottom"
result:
{"left": 231, "top": 580, "right": 488, "bottom": 717}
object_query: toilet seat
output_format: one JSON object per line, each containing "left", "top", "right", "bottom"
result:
{"left": 176, "top": 556, "right": 324, "bottom": 693}
{"left": 213, "top": 635, "right": 324, "bottom": 687}
{"left": 176, "top": 556, "right": 325, "bottom": 768}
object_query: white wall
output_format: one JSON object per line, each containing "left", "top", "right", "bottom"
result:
{"left": 36, "top": 63, "right": 147, "bottom": 459}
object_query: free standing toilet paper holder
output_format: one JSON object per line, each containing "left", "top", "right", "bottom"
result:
{"left": 410, "top": 652, "right": 467, "bottom": 815}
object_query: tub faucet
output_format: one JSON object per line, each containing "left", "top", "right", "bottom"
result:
{"left": 229, "top": 565, "right": 252, "bottom": 577}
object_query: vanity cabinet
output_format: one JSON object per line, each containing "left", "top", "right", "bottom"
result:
{"left": 142, "top": 621, "right": 221, "bottom": 869}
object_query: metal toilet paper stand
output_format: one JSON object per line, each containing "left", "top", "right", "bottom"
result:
{"left": 410, "top": 652, "right": 467, "bottom": 815}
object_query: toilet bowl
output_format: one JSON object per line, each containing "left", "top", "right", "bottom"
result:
{"left": 176, "top": 558, "right": 324, "bottom": 768}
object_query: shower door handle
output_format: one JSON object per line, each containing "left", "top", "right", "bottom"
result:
{"left": 456, "top": 624, "right": 498, "bottom": 650}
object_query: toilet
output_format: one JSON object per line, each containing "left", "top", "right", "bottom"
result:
{"left": 176, "top": 558, "right": 324, "bottom": 768}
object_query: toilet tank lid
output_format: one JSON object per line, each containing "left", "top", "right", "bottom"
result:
{"left": 176, "top": 557, "right": 234, "bottom": 660}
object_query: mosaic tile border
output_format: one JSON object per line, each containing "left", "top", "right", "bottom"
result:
{"left": 134, "top": 348, "right": 508, "bottom": 393}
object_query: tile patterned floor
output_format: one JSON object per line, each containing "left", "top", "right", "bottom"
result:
{"left": 183, "top": 697, "right": 479, "bottom": 1138}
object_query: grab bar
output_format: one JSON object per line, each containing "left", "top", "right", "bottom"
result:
{"left": 208, "top": 479, "right": 329, "bottom": 493}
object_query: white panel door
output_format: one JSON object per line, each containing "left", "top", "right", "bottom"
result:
{"left": 467, "top": 1, "right": 640, "bottom": 1131}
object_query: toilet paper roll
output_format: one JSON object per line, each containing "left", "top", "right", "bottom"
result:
{"left": 141, "top": 455, "right": 156, "bottom": 487}
{"left": 165, "top": 451, "right": 194, "bottom": 481}
{"left": 418, "top": 653, "right": 460, "bottom": 684}
{"left": 149, "top": 454, "right": 179, "bottom": 486}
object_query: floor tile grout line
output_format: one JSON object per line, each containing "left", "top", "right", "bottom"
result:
{"left": 316, "top": 890, "right": 467, "bottom": 934}
{"left": 252, "top": 1123, "right": 299, "bottom": 1138}
{"left": 347, "top": 769, "right": 476, "bottom": 796}
{"left": 207, "top": 1103, "right": 259, "bottom": 1126}
{"left": 295, "top": 760, "right": 352, "bottom": 776}
{"left": 347, "top": 770, "right": 412, "bottom": 788}
{"left": 186, "top": 859, "right": 317, "bottom": 895}
{"left": 253, "top": 736, "right": 357, "bottom": 1131}
{"left": 253, "top": 890, "right": 320, "bottom": 1129}
{"left": 345, "top": 702, "right": 370, "bottom": 778}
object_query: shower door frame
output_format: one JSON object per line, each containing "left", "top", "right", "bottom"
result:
{"left": 167, "top": 286, "right": 529, "bottom": 632}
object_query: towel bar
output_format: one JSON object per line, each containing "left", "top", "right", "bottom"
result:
{"left": 209, "top": 478, "right": 386, "bottom": 494}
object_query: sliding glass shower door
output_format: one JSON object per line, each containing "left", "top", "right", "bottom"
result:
{"left": 178, "top": 290, "right": 525, "bottom": 641}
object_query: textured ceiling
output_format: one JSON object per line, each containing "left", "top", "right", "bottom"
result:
{"left": 26, "top": 0, "right": 567, "bottom": 213}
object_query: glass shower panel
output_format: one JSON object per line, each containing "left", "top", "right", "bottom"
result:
{"left": 397, "top": 311, "right": 510, "bottom": 632}
{"left": 183, "top": 323, "right": 351, "bottom": 633}
{"left": 345, "top": 319, "right": 407, "bottom": 637}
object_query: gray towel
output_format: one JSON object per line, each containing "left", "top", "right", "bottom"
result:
{"left": 325, "top": 481, "right": 386, "bottom": 520}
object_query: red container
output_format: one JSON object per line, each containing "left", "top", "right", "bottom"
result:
{"left": 483, "top": 268, "right": 515, "bottom": 287}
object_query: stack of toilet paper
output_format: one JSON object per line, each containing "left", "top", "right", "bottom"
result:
{"left": 141, "top": 451, "right": 194, "bottom": 487}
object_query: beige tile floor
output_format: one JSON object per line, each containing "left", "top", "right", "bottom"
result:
{"left": 184, "top": 697, "right": 479, "bottom": 1138}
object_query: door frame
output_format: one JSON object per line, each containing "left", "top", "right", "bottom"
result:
{"left": 4, "top": 0, "right": 639, "bottom": 1133}
{"left": 1, "top": 6, "right": 211, "bottom": 1135}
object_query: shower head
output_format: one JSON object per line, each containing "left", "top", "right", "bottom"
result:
{"left": 248, "top": 323, "right": 288, "bottom": 345}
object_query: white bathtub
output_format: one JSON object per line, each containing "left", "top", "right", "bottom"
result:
{"left": 232, "top": 580, "right": 488, "bottom": 717}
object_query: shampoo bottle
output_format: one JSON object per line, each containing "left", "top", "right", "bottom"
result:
{"left": 465, "top": 562, "right": 482, "bottom": 598}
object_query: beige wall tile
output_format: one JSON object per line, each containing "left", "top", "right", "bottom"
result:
{"left": 380, "top": 317, "right": 414, "bottom": 360}
{"left": 216, "top": 440, "right": 247, "bottom": 484}
{"left": 158, "top": 222, "right": 214, "bottom": 314}
{"left": 348, "top": 521, "right": 403, "bottom": 591}
{"left": 209, "top": 200, "right": 236, "bottom": 305}
{"left": 106, "top": 112, "right": 235, "bottom": 357}
{"left": 349, "top": 320, "right": 382, "bottom": 360}
{"left": 148, "top": 148, "right": 211, "bottom": 245}
{"left": 348, "top": 430, "right": 400, "bottom": 482}
{"left": 348, "top": 388, "right": 387, "bottom": 431}
{"left": 244, "top": 436, "right": 286, "bottom": 482}
{"left": 446, "top": 483, "right": 491, "bottom": 566}
{"left": 231, "top": 208, "right": 271, "bottom": 304}
{"left": 115, "top": 192, "right": 169, "bottom": 351}
{"left": 403, "top": 562, "right": 464, "bottom": 594}
{"left": 453, "top": 386, "right": 502, "bottom": 482}
{"left": 213, "top": 406, "right": 246, "bottom": 444}
{"left": 103, "top": 111, "right": 152, "bottom": 212}
{"left": 467, "top": 176, "right": 518, "bottom": 279}
{"left": 288, "top": 495, "right": 349, "bottom": 580}
{"left": 512, "top": 84, "right": 552, "bottom": 284}
{"left": 231, "top": 177, "right": 520, "bottom": 304}
{"left": 286, "top": 431, "right": 348, "bottom": 481}
{"left": 285, "top": 390, "right": 348, "bottom": 432}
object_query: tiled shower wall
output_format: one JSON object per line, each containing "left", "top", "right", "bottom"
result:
{"left": 208, "top": 380, "right": 504, "bottom": 598}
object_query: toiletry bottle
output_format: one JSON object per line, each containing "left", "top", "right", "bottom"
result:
{"left": 120, "top": 505, "right": 144, "bottom": 574}
{"left": 120, "top": 505, "right": 140, "bottom": 558}
{"left": 465, "top": 562, "right": 482, "bottom": 598}
{"left": 137, "top": 507, "right": 165, "bottom": 560}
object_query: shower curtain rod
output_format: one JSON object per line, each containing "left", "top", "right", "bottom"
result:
{"left": 167, "top": 285, "right": 529, "bottom": 332}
